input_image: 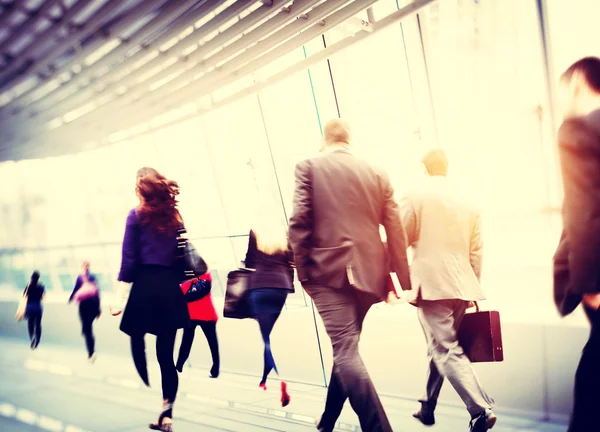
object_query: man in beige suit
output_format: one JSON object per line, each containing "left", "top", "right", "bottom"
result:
{"left": 401, "top": 149, "right": 496, "bottom": 432}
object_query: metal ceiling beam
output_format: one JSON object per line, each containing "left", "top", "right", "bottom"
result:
{"left": 5, "top": 0, "right": 287, "bottom": 131}
{"left": 115, "top": 0, "right": 377, "bottom": 128}
{"left": 0, "top": 0, "right": 27, "bottom": 31}
{"left": 5, "top": 0, "right": 170, "bottom": 112}
{"left": 0, "top": 0, "right": 128, "bottom": 92}
{"left": 4, "top": 0, "right": 228, "bottom": 122}
{"left": 53, "top": 0, "right": 327, "bottom": 130}
{"left": 0, "top": 0, "right": 433, "bottom": 161}
{"left": 0, "top": 0, "right": 62, "bottom": 56}
{"left": 16, "top": 0, "right": 242, "bottom": 122}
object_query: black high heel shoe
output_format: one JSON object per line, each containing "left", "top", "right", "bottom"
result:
{"left": 149, "top": 402, "right": 173, "bottom": 432}
{"left": 210, "top": 364, "right": 219, "bottom": 378}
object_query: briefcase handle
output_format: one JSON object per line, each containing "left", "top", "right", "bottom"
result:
{"left": 469, "top": 301, "right": 480, "bottom": 313}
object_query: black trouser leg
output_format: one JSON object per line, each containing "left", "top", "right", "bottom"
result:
{"left": 198, "top": 321, "right": 220, "bottom": 375}
{"left": 568, "top": 307, "right": 600, "bottom": 432}
{"left": 156, "top": 329, "right": 178, "bottom": 409}
{"left": 130, "top": 336, "right": 149, "bottom": 386}
{"left": 81, "top": 317, "right": 95, "bottom": 357}
{"left": 176, "top": 324, "right": 196, "bottom": 372}
{"left": 256, "top": 312, "right": 280, "bottom": 385}
{"left": 27, "top": 315, "right": 35, "bottom": 342}
{"left": 35, "top": 312, "right": 42, "bottom": 346}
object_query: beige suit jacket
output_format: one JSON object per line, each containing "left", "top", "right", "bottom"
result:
{"left": 401, "top": 176, "right": 485, "bottom": 303}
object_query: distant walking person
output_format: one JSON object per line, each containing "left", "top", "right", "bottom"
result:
{"left": 69, "top": 261, "right": 101, "bottom": 363}
{"left": 24, "top": 271, "right": 45, "bottom": 349}
{"left": 244, "top": 205, "right": 294, "bottom": 407}
{"left": 110, "top": 167, "right": 190, "bottom": 432}
{"left": 401, "top": 149, "right": 495, "bottom": 432}
{"left": 553, "top": 57, "right": 600, "bottom": 432}
{"left": 289, "top": 119, "right": 411, "bottom": 432}
{"left": 176, "top": 273, "right": 220, "bottom": 379}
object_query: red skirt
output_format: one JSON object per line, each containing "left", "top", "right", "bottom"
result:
{"left": 181, "top": 273, "right": 218, "bottom": 322}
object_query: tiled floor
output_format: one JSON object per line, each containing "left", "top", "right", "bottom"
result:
{"left": 0, "top": 337, "right": 566, "bottom": 431}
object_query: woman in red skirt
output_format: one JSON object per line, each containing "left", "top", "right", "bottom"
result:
{"left": 176, "top": 272, "right": 220, "bottom": 378}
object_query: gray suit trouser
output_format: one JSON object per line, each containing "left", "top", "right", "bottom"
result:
{"left": 306, "top": 285, "right": 392, "bottom": 432}
{"left": 417, "top": 299, "right": 495, "bottom": 417}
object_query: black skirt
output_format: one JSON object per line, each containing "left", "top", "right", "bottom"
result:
{"left": 120, "top": 265, "right": 190, "bottom": 336}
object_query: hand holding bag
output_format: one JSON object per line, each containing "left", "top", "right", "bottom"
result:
{"left": 15, "top": 284, "right": 29, "bottom": 322}
{"left": 73, "top": 276, "right": 99, "bottom": 303}
{"left": 223, "top": 268, "right": 254, "bottom": 319}
{"left": 458, "top": 302, "right": 504, "bottom": 363}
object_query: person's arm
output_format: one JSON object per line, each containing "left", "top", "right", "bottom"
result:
{"left": 288, "top": 160, "right": 313, "bottom": 283}
{"left": 111, "top": 210, "right": 138, "bottom": 315}
{"left": 68, "top": 276, "right": 82, "bottom": 303}
{"left": 470, "top": 213, "right": 483, "bottom": 281}
{"left": 558, "top": 119, "right": 600, "bottom": 309}
{"left": 244, "top": 230, "right": 257, "bottom": 268}
{"left": 118, "top": 210, "right": 139, "bottom": 283}
{"left": 380, "top": 171, "right": 412, "bottom": 293}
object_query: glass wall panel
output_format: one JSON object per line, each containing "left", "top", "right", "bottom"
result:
{"left": 200, "top": 95, "right": 280, "bottom": 235}
{"left": 324, "top": 22, "right": 422, "bottom": 194}
{"left": 547, "top": 0, "right": 600, "bottom": 82}
{"left": 153, "top": 118, "right": 230, "bottom": 238}
{"left": 418, "top": 0, "right": 557, "bottom": 318}
{"left": 0, "top": 162, "right": 21, "bottom": 248}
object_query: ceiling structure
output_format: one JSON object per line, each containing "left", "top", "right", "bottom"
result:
{"left": 0, "top": 0, "right": 433, "bottom": 161}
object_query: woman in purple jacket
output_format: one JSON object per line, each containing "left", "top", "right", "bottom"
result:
{"left": 110, "top": 167, "right": 189, "bottom": 432}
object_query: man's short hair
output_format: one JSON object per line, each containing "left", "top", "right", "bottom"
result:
{"left": 422, "top": 148, "right": 448, "bottom": 176}
{"left": 323, "top": 119, "right": 351, "bottom": 145}
{"left": 562, "top": 57, "right": 600, "bottom": 93}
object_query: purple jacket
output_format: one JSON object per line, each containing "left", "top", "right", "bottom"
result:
{"left": 118, "top": 208, "right": 180, "bottom": 282}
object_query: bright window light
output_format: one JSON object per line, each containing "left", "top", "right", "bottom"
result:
{"left": 84, "top": 39, "right": 121, "bottom": 66}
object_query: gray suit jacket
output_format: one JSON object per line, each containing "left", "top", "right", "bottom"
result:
{"left": 401, "top": 176, "right": 485, "bottom": 303}
{"left": 289, "top": 149, "right": 411, "bottom": 301}
{"left": 553, "top": 109, "right": 600, "bottom": 316}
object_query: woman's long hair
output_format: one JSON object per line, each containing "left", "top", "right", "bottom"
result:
{"left": 135, "top": 167, "right": 182, "bottom": 235}
{"left": 252, "top": 203, "right": 289, "bottom": 255}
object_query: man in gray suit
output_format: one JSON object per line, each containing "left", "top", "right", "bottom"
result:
{"left": 401, "top": 149, "right": 496, "bottom": 432}
{"left": 289, "top": 119, "right": 411, "bottom": 432}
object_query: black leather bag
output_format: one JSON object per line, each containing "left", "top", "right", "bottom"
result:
{"left": 458, "top": 302, "right": 504, "bottom": 363}
{"left": 176, "top": 229, "right": 208, "bottom": 281}
{"left": 223, "top": 268, "right": 254, "bottom": 319}
{"left": 182, "top": 277, "right": 211, "bottom": 303}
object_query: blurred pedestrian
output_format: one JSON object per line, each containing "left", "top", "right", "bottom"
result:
{"left": 69, "top": 261, "right": 101, "bottom": 363}
{"left": 23, "top": 271, "right": 45, "bottom": 350}
{"left": 176, "top": 272, "right": 220, "bottom": 378}
{"left": 244, "top": 204, "right": 294, "bottom": 407}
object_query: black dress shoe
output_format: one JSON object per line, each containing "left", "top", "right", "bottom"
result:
{"left": 413, "top": 409, "right": 435, "bottom": 426}
{"left": 470, "top": 409, "right": 497, "bottom": 432}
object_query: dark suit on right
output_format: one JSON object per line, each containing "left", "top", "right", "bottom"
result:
{"left": 553, "top": 109, "right": 600, "bottom": 432}
{"left": 289, "top": 148, "right": 411, "bottom": 432}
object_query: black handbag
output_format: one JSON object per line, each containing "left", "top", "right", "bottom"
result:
{"left": 223, "top": 268, "right": 254, "bottom": 319}
{"left": 458, "top": 302, "right": 504, "bottom": 363}
{"left": 176, "top": 229, "right": 208, "bottom": 280}
{"left": 181, "top": 276, "right": 212, "bottom": 303}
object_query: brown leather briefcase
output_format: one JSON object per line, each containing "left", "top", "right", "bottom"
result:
{"left": 458, "top": 303, "right": 504, "bottom": 363}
